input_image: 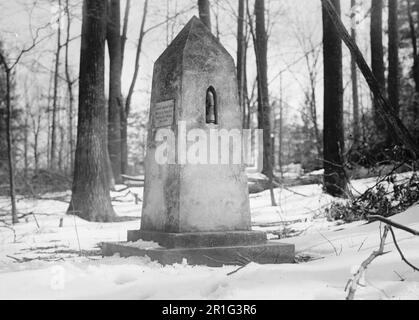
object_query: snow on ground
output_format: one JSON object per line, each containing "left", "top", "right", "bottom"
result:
{"left": 0, "top": 175, "right": 418, "bottom": 299}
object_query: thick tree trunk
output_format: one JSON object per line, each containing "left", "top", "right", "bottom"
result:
{"left": 350, "top": 0, "right": 360, "bottom": 144}
{"left": 370, "top": 0, "right": 386, "bottom": 141}
{"left": 68, "top": 0, "right": 116, "bottom": 222}
{"left": 388, "top": 0, "right": 399, "bottom": 145}
{"left": 51, "top": 0, "right": 62, "bottom": 171}
{"left": 322, "top": 0, "right": 347, "bottom": 197}
{"left": 254, "top": 0, "right": 276, "bottom": 205}
{"left": 198, "top": 0, "right": 211, "bottom": 30}
{"left": 321, "top": 0, "right": 419, "bottom": 158}
{"left": 254, "top": 0, "right": 272, "bottom": 177}
{"left": 107, "top": 0, "right": 122, "bottom": 183}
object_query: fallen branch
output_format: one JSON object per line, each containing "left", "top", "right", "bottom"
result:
{"left": 346, "top": 226, "right": 390, "bottom": 300}
{"left": 227, "top": 262, "right": 251, "bottom": 276}
{"left": 388, "top": 226, "right": 419, "bottom": 272}
{"left": 367, "top": 215, "right": 419, "bottom": 236}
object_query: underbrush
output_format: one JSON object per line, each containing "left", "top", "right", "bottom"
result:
{"left": 0, "top": 169, "right": 71, "bottom": 197}
{"left": 327, "top": 172, "right": 419, "bottom": 223}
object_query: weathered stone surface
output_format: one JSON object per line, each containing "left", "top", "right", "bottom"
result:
{"left": 141, "top": 16, "right": 251, "bottom": 234}
{"left": 101, "top": 241, "right": 295, "bottom": 267}
{"left": 127, "top": 230, "right": 267, "bottom": 249}
{"left": 100, "top": 17, "right": 296, "bottom": 266}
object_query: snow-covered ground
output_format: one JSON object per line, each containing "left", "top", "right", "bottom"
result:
{"left": 0, "top": 175, "right": 418, "bottom": 300}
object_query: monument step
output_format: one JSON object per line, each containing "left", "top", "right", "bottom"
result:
{"left": 127, "top": 230, "right": 268, "bottom": 249}
{"left": 101, "top": 241, "right": 295, "bottom": 267}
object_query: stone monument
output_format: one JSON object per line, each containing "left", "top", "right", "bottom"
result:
{"left": 101, "top": 16, "right": 294, "bottom": 266}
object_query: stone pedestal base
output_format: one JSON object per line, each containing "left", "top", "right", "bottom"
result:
{"left": 127, "top": 230, "right": 268, "bottom": 249}
{"left": 101, "top": 230, "right": 294, "bottom": 267}
{"left": 100, "top": 241, "right": 295, "bottom": 267}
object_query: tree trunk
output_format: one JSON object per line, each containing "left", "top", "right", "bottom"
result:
{"left": 107, "top": 0, "right": 123, "bottom": 183}
{"left": 123, "top": 0, "right": 148, "bottom": 174}
{"left": 254, "top": 0, "right": 276, "bottom": 206}
{"left": 46, "top": 68, "right": 53, "bottom": 169}
{"left": 65, "top": 0, "right": 75, "bottom": 174}
{"left": 51, "top": 0, "right": 62, "bottom": 171}
{"left": 237, "top": 0, "right": 249, "bottom": 129}
{"left": 370, "top": 0, "right": 386, "bottom": 141}
{"left": 388, "top": 0, "right": 399, "bottom": 145}
{"left": 321, "top": 0, "right": 419, "bottom": 158}
{"left": 68, "top": 0, "right": 116, "bottom": 222}
{"left": 0, "top": 58, "right": 19, "bottom": 224}
{"left": 120, "top": 0, "right": 131, "bottom": 174}
{"left": 322, "top": 0, "right": 347, "bottom": 197}
{"left": 278, "top": 76, "right": 283, "bottom": 178}
{"left": 24, "top": 102, "right": 29, "bottom": 180}
{"left": 5, "top": 70, "right": 18, "bottom": 224}
{"left": 198, "top": 0, "right": 211, "bottom": 30}
{"left": 120, "top": 0, "right": 130, "bottom": 71}
{"left": 254, "top": 0, "right": 272, "bottom": 177}
{"left": 350, "top": 0, "right": 360, "bottom": 144}
{"left": 58, "top": 124, "right": 64, "bottom": 171}
{"left": 32, "top": 114, "right": 40, "bottom": 173}
{"left": 407, "top": 0, "right": 419, "bottom": 94}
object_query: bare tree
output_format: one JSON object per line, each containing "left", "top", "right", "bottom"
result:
{"left": 407, "top": 0, "right": 419, "bottom": 94}
{"left": 388, "top": 0, "right": 399, "bottom": 145}
{"left": 51, "top": 0, "right": 62, "bottom": 171}
{"left": 321, "top": 0, "right": 419, "bottom": 157}
{"left": 322, "top": 0, "right": 347, "bottom": 197}
{"left": 371, "top": 0, "right": 386, "bottom": 141}
{"left": 120, "top": 0, "right": 130, "bottom": 70}
{"left": 30, "top": 104, "right": 42, "bottom": 173}
{"left": 293, "top": 28, "right": 323, "bottom": 161}
{"left": 237, "top": 0, "right": 249, "bottom": 129}
{"left": 0, "top": 53, "right": 18, "bottom": 224}
{"left": 198, "top": 0, "right": 211, "bottom": 30}
{"left": 23, "top": 82, "right": 30, "bottom": 180}
{"left": 64, "top": 0, "right": 76, "bottom": 173}
{"left": 249, "top": 0, "right": 276, "bottom": 206}
{"left": 107, "top": 0, "right": 123, "bottom": 183}
{"left": 350, "top": 0, "right": 360, "bottom": 144}
{"left": 68, "top": 0, "right": 116, "bottom": 222}
{"left": 123, "top": 0, "right": 149, "bottom": 174}
{"left": 0, "top": 15, "right": 51, "bottom": 223}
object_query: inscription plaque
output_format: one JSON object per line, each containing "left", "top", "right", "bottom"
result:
{"left": 153, "top": 100, "right": 174, "bottom": 128}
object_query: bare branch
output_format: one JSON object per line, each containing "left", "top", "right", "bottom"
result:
{"left": 388, "top": 226, "right": 419, "bottom": 272}
{"left": 367, "top": 215, "right": 419, "bottom": 236}
{"left": 346, "top": 226, "right": 390, "bottom": 300}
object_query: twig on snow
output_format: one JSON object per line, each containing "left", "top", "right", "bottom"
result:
{"left": 346, "top": 226, "right": 390, "bottom": 300}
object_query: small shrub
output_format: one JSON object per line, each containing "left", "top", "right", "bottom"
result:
{"left": 327, "top": 173, "right": 419, "bottom": 223}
